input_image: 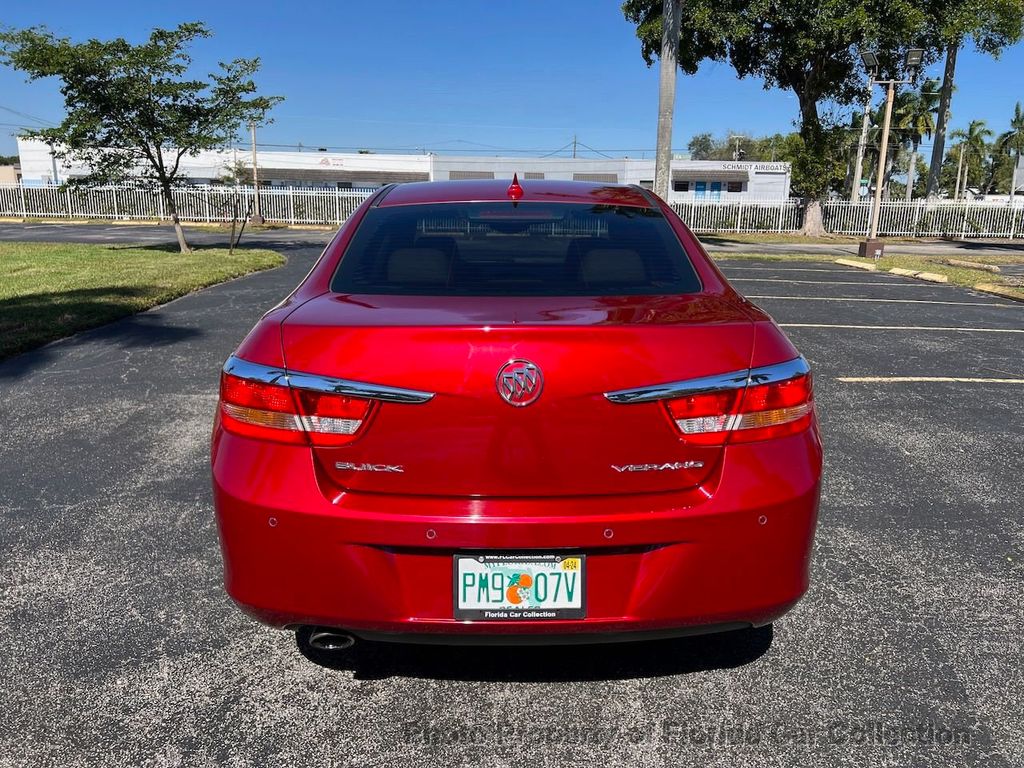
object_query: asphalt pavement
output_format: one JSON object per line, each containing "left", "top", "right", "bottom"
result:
{"left": 1, "top": 224, "right": 1022, "bottom": 767}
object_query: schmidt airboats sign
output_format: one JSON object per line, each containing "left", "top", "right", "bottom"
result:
{"left": 721, "top": 162, "right": 789, "bottom": 173}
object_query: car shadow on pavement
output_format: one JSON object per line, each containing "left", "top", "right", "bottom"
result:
{"left": 0, "top": 309, "right": 203, "bottom": 380}
{"left": 296, "top": 625, "right": 773, "bottom": 681}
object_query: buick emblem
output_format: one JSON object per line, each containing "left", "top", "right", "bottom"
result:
{"left": 496, "top": 359, "right": 543, "bottom": 407}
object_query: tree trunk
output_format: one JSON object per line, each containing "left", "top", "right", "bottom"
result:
{"left": 906, "top": 142, "right": 918, "bottom": 202}
{"left": 654, "top": 0, "right": 680, "bottom": 200}
{"left": 983, "top": 153, "right": 1001, "bottom": 196}
{"left": 926, "top": 42, "right": 958, "bottom": 198}
{"left": 1012, "top": 150, "right": 1021, "bottom": 201}
{"left": 801, "top": 198, "right": 825, "bottom": 236}
{"left": 161, "top": 183, "right": 190, "bottom": 253}
{"left": 795, "top": 90, "right": 829, "bottom": 236}
{"left": 954, "top": 145, "right": 965, "bottom": 200}
{"left": 883, "top": 150, "right": 896, "bottom": 201}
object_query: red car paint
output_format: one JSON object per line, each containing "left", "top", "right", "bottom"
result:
{"left": 211, "top": 181, "right": 822, "bottom": 643}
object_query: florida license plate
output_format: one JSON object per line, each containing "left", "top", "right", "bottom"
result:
{"left": 453, "top": 553, "right": 586, "bottom": 620}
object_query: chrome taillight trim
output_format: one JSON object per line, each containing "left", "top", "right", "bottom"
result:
{"left": 222, "top": 355, "right": 434, "bottom": 404}
{"left": 604, "top": 356, "right": 810, "bottom": 404}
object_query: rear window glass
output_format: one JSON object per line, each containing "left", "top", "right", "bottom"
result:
{"left": 330, "top": 202, "right": 701, "bottom": 296}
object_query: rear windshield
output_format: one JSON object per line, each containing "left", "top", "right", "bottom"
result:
{"left": 330, "top": 202, "right": 701, "bottom": 296}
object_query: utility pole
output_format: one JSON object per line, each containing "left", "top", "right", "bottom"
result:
{"left": 868, "top": 78, "right": 896, "bottom": 241}
{"left": 654, "top": 0, "right": 680, "bottom": 200}
{"left": 572, "top": 134, "right": 577, "bottom": 159}
{"left": 851, "top": 91, "right": 872, "bottom": 203}
{"left": 250, "top": 122, "right": 264, "bottom": 224}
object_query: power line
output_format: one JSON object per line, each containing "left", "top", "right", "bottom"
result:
{"left": 0, "top": 105, "right": 55, "bottom": 126}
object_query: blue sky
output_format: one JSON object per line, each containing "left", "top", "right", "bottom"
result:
{"left": 2, "top": 0, "right": 1022, "bottom": 158}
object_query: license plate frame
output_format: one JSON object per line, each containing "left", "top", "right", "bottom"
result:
{"left": 453, "top": 553, "right": 586, "bottom": 621}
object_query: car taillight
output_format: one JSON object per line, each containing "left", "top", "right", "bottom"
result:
{"left": 662, "top": 363, "right": 814, "bottom": 445}
{"left": 219, "top": 371, "right": 374, "bottom": 446}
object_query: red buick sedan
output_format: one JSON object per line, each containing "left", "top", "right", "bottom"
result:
{"left": 211, "top": 178, "right": 822, "bottom": 649}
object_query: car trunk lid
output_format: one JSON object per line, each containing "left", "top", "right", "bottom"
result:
{"left": 281, "top": 293, "right": 753, "bottom": 497}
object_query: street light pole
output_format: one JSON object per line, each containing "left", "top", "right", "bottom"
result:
{"left": 858, "top": 48, "right": 923, "bottom": 258}
{"left": 868, "top": 78, "right": 896, "bottom": 241}
{"left": 250, "top": 122, "right": 264, "bottom": 225}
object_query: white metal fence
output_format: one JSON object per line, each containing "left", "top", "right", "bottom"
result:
{"left": 822, "top": 199, "right": 1024, "bottom": 238}
{"left": 1, "top": 183, "right": 1022, "bottom": 238}
{"left": 0, "top": 184, "right": 372, "bottom": 226}
{"left": 668, "top": 197, "right": 803, "bottom": 233}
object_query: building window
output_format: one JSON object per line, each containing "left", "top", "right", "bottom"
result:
{"left": 727, "top": 181, "right": 743, "bottom": 193}
{"left": 672, "top": 180, "right": 689, "bottom": 192}
{"left": 523, "top": 172, "right": 545, "bottom": 180}
{"left": 639, "top": 180, "right": 654, "bottom": 189}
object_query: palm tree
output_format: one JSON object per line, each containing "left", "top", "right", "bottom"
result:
{"left": 994, "top": 102, "right": 1024, "bottom": 199}
{"left": 950, "top": 120, "right": 993, "bottom": 198}
{"left": 897, "top": 80, "right": 940, "bottom": 200}
{"left": 865, "top": 100, "right": 907, "bottom": 200}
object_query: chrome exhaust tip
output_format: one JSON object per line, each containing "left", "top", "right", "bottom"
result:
{"left": 307, "top": 628, "right": 356, "bottom": 651}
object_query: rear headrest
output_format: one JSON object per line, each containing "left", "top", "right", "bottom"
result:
{"left": 579, "top": 248, "right": 646, "bottom": 285}
{"left": 386, "top": 248, "right": 450, "bottom": 285}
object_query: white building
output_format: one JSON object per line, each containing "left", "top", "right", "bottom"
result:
{"left": 16, "top": 137, "right": 791, "bottom": 200}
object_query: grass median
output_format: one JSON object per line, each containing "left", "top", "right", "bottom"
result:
{"left": 0, "top": 241, "right": 285, "bottom": 359}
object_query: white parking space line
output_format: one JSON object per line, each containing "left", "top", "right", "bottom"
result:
{"left": 747, "top": 295, "right": 1019, "bottom": 308}
{"left": 716, "top": 266, "right": 858, "bottom": 273}
{"left": 782, "top": 323, "right": 1024, "bottom": 334}
{"left": 731, "top": 278, "right": 932, "bottom": 287}
{"left": 838, "top": 376, "right": 1024, "bottom": 384}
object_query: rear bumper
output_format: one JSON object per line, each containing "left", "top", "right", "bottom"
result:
{"left": 211, "top": 426, "right": 822, "bottom": 640}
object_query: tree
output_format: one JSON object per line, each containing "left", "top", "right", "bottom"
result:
{"left": 622, "top": 0, "right": 929, "bottom": 234}
{"left": 894, "top": 80, "right": 939, "bottom": 200}
{"left": 922, "top": 1, "right": 1024, "bottom": 197}
{"left": 950, "top": 120, "right": 993, "bottom": 196}
{"left": 687, "top": 132, "right": 715, "bottom": 160}
{"left": 0, "top": 22, "right": 281, "bottom": 252}
{"left": 994, "top": 102, "right": 1024, "bottom": 197}
{"left": 218, "top": 159, "right": 251, "bottom": 187}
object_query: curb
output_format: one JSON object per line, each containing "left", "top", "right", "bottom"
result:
{"left": 834, "top": 258, "right": 877, "bottom": 271}
{"left": 945, "top": 258, "right": 1000, "bottom": 273}
{"left": 973, "top": 283, "right": 1024, "bottom": 303}
{"left": 888, "top": 267, "right": 948, "bottom": 283}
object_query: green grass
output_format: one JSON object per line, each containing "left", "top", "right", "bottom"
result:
{"left": 0, "top": 242, "right": 284, "bottom": 359}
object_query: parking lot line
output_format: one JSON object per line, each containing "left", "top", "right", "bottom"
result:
{"left": 837, "top": 376, "right": 1024, "bottom": 384}
{"left": 781, "top": 323, "right": 1024, "bottom": 333}
{"left": 748, "top": 295, "right": 1019, "bottom": 308}
{"left": 731, "top": 278, "right": 932, "bottom": 287}
{"left": 716, "top": 266, "right": 861, "bottom": 273}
